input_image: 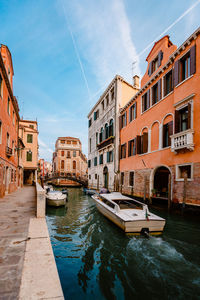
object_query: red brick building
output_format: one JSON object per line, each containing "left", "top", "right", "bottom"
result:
{"left": 0, "top": 45, "right": 20, "bottom": 197}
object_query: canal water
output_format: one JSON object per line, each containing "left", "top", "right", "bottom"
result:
{"left": 46, "top": 188, "right": 200, "bottom": 300}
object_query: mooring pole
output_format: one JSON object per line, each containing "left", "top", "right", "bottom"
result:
{"left": 182, "top": 172, "right": 187, "bottom": 214}
{"left": 144, "top": 175, "right": 147, "bottom": 203}
{"left": 168, "top": 173, "right": 171, "bottom": 211}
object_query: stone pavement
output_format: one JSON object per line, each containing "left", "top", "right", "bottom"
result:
{"left": 0, "top": 186, "right": 36, "bottom": 300}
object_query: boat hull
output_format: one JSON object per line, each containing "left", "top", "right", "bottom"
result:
{"left": 95, "top": 201, "right": 165, "bottom": 235}
{"left": 46, "top": 197, "right": 66, "bottom": 207}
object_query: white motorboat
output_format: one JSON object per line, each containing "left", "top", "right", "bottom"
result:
{"left": 92, "top": 192, "right": 166, "bottom": 235}
{"left": 46, "top": 190, "right": 67, "bottom": 207}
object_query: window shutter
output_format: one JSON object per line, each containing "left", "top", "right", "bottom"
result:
{"left": 107, "top": 151, "right": 109, "bottom": 163}
{"left": 136, "top": 135, "right": 141, "bottom": 154}
{"left": 128, "top": 141, "right": 131, "bottom": 157}
{"left": 133, "top": 138, "right": 136, "bottom": 155}
{"left": 190, "top": 45, "right": 196, "bottom": 75}
{"left": 162, "top": 124, "right": 167, "bottom": 148}
{"left": 147, "top": 90, "right": 150, "bottom": 108}
{"left": 129, "top": 107, "right": 131, "bottom": 123}
{"left": 158, "top": 79, "right": 162, "bottom": 101}
{"left": 158, "top": 50, "right": 163, "bottom": 67}
{"left": 119, "top": 116, "right": 122, "bottom": 130}
{"left": 175, "top": 110, "right": 180, "bottom": 133}
{"left": 119, "top": 145, "right": 122, "bottom": 160}
{"left": 168, "top": 121, "right": 173, "bottom": 146}
{"left": 171, "top": 69, "right": 174, "bottom": 90}
{"left": 174, "top": 60, "right": 179, "bottom": 87}
{"left": 143, "top": 132, "right": 148, "bottom": 153}
{"left": 188, "top": 103, "right": 191, "bottom": 129}
{"left": 164, "top": 74, "right": 167, "bottom": 96}
{"left": 124, "top": 143, "right": 127, "bottom": 158}
{"left": 125, "top": 112, "right": 127, "bottom": 126}
{"left": 148, "top": 62, "right": 152, "bottom": 76}
{"left": 134, "top": 102, "right": 137, "bottom": 119}
{"left": 142, "top": 95, "right": 144, "bottom": 112}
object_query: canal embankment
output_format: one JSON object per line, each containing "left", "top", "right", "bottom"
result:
{"left": 0, "top": 184, "right": 64, "bottom": 299}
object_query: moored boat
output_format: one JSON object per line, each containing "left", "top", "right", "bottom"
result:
{"left": 92, "top": 192, "right": 166, "bottom": 235}
{"left": 83, "top": 188, "right": 96, "bottom": 195}
{"left": 46, "top": 191, "right": 67, "bottom": 207}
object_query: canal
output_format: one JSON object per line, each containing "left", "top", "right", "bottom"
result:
{"left": 46, "top": 188, "right": 200, "bottom": 300}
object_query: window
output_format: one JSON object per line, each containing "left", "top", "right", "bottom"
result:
{"left": 174, "top": 46, "right": 196, "bottom": 87}
{"left": 60, "top": 140, "right": 65, "bottom": 144}
{"left": 129, "top": 103, "right": 137, "bottom": 122}
{"left": 111, "top": 89, "right": 114, "bottom": 101}
{"left": 89, "top": 175, "right": 91, "bottom": 180}
{"left": 27, "top": 134, "right": 33, "bottom": 143}
{"left": 0, "top": 73, "right": 2, "bottom": 97}
{"left": 105, "top": 123, "right": 109, "bottom": 139}
{"left": 109, "top": 119, "right": 114, "bottom": 137}
{"left": 142, "top": 91, "right": 150, "bottom": 112}
{"left": 26, "top": 151, "right": 32, "bottom": 162}
{"left": 101, "top": 100, "right": 104, "bottom": 111}
{"left": 7, "top": 133, "right": 10, "bottom": 147}
{"left": 175, "top": 104, "right": 191, "bottom": 133}
{"left": 107, "top": 150, "right": 113, "bottom": 163}
{"left": 94, "top": 157, "right": 97, "bottom": 166}
{"left": 73, "top": 161, "right": 76, "bottom": 169}
{"left": 141, "top": 132, "right": 148, "bottom": 154}
{"left": 95, "top": 174, "right": 97, "bottom": 180}
{"left": 7, "top": 97, "right": 10, "bottom": 114}
{"left": 164, "top": 70, "right": 173, "bottom": 96}
{"left": 61, "top": 150, "right": 65, "bottom": 156}
{"left": 152, "top": 57, "right": 158, "bottom": 73}
{"left": 88, "top": 118, "right": 92, "bottom": 127}
{"left": 89, "top": 138, "right": 92, "bottom": 152}
{"left": 163, "top": 121, "right": 173, "bottom": 148}
{"left": 94, "top": 110, "right": 99, "bottom": 121}
{"left": 152, "top": 83, "right": 158, "bottom": 105}
{"left": 120, "top": 143, "right": 126, "bottom": 159}
{"left": 148, "top": 51, "right": 163, "bottom": 76}
{"left": 99, "top": 154, "right": 103, "bottom": 165}
{"left": 99, "top": 127, "right": 103, "bottom": 143}
{"left": 121, "top": 112, "right": 127, "bottom": 128}
{"left": 61, "top": 160, "right": 65, "bottom": 169}
{"left": 73, "top": 151, "right": 76, "bottom": 157}
{"left": 106, "top": 95, "right": 109, "bottom": 106}
{"left": 176, "top": 164, "right": 192, "bottom": 180}
{"left": 96, "top": 132, "right": 98, "bottom": 146}
{"left": 67, "top": 151, "right": 71, "bottom": 158}
{"left": 128, "top": 139, "right": 136, "bottom": 156}
{"left": 129, "top": 172, "right": 134, "bottom": 186}
{"left": 29, "top": 125, "right": 34, "bottom": 129}
{"left": 121, "top": 172, "right": 124, "bottom": 185}
{"left": 88, "top": 160, "right": 91, "bottom": 168}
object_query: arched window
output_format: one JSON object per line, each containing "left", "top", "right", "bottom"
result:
{"left": 109, "top": 119, "right": 114, "bottom": 137}
{"left": 61, "top": 150, "right": 64, "bottom": 156}
{"left": 105, "top": 123, "right": 109, "bottom": 139}
{"left": 99, "top": 127, "right": 103, "bottom": 143}
{"left": 61, "top": 160, "right": 65, "bottom": 169}
{"left": 73, "top": 161, "right": 76, "bottom": 169}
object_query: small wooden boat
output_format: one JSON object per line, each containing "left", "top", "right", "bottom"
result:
{"left": 92, "top": 192, "right": 166, "bottom": 235}
{"left": 46, "top": 191, "right": 67, "bottom": 207}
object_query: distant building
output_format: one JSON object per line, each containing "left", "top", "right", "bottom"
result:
{"left": 87, "top": 75, "right": 139, "bottom": 191}
{"left": 19, "top": 120, "right": 38, "bottom": 184}
{"left": 52, "top": 137, "right": 87, "bottom": 186}
{"left": 0, "top": 44, "right": 20, "bottom": 197}
{"left": 38, "top": 159, "right": 52, "bottom": 177}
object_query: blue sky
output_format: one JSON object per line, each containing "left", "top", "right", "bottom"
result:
{"left": 0, "top": 0, "right": 200, "bottom": 161}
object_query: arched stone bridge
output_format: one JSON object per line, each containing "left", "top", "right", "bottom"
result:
{"left": 43, "top": 173, "right": 88, "bottom": 187}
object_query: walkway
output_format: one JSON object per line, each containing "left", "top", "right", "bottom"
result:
{"left": 0, "top": 186, "right": 36, "bottom": 299}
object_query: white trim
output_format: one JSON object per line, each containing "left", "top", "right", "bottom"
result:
{"left": 174, "top": 93, "right": 195, "bottom": 108}
{"left": 175, "top": 74, "right": 193, "bottom": 89}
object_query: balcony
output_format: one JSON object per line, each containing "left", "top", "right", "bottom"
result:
{"left": 171, "top": 129, "right": 194, "bottom": 153}
{"left": 97, "top": 136, "right": 115, "bottom": 150}
{"left": 6, "top": 146, "right": 13, "bottom": 157}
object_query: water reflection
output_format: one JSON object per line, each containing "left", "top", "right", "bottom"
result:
{"left": 46, "top": 188, "right": 200, "bottom": 300}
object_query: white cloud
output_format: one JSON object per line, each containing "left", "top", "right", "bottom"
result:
{"left": 38, "top": 137, "right": 54, "bottom": 161}
{"left": 60, "top": 0, "right": 141, "bottom": 90}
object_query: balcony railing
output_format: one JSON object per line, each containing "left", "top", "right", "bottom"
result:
{"left": 97, "top": 136, "right": 115, "bottom": 150}
{"left": 171, "top": 129, "right": 194, "bottom": 153}
{"left": 6, "top": 146, "right": 13, "bottom": 157}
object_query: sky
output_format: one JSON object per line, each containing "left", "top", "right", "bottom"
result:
{"left": 0, "top": 0, "right": 200, "bottom": 161}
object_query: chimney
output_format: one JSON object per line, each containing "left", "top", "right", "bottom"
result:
{"left": 133, "top": 75, "right": 140, "bottom": 89}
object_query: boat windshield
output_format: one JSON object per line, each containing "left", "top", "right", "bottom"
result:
{"left": 112, "top": 199, "right": 143, "bottom": 210}
{"left": 100, "top": 197, "right": 115, "bottom": 209}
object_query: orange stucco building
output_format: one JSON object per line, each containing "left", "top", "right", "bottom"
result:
{"left": 119, "top": 27, "right": 200, "bottom": 206}
{"left": 0, "top": 45, "right": 20, "bottom": 197}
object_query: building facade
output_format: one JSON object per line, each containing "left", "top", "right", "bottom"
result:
{"left": 38, "top": 159, "right": 52, "bottom": 177}
{"left": 0, "top": 45, "right": 20, "bottom": 197}
{"left": 52, "top": 137, "right": 87, "bottom": 186}
{"left": 87, "top": 75, "right": 139, "bottom": 191}
{"left": 119, "top": 27, "right": 200, "bottom": 206}
{"left": 19, "top": 120, "right": 38, "bottom": 184}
